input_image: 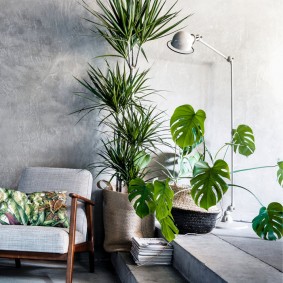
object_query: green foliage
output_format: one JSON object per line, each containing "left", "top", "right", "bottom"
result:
{"left": 159, "top": 214, "right": 179, "bottom": 242}
{"left": 191, "top": 160, "right": 230, "bottom": 210}
{"left": 74, "top": 63, "right": 150, "bottom": 116}
{"left": 153, "top": 179, "right": 174, "bottom": 219}
{"left": 252, "top": 202, "right": 283, "bottom": 240}
{"left": 106, "top": 106, "right": 167, "bottom": 152}
{"left": 134, "top": 151, "right": 152, "bottom": 170}
{"left": 277, "top": 161, "right": 283, "bottom": 187}
{"left": 153, "top": 179, "right": 179, "bottom": 242}
{"left": 128, "top": 178, "right": 179, "bottom": 242}
{"left": 128, "top": 178, "right": 155, "bottom": 218}
{"left": 82, "top": 0, "right": 190, "bottom": 66}
{"left": 232, "top": 124, "right": 255, "bottom": 157}
{"left": 170, "top": 104, "right": 206, "bottom": 148}
{"left": 91, "top": 135, "right": 147, "bottom": 186}
{"left": 90, "top": 105, "right": 166, "bottom": 186}
{"left": 75, "top": 0, "right": 189, "bottom": 195}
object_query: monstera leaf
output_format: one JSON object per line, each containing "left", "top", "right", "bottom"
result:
{"left": 128, "top": 178, "right": 155, "bottom": 218}
{"left": 153, "top": 179, "right": 178, "bottom": 242}
{"left": 277, "top": 161, "right": 283, "bottom": 187}
{"left": 159, "top": 214, "right": 179, "bottom": 243}
{"left": 191, "top": 160, "right": 230, "bottom": 210}
{"left": 252, "top": 202, "right": 283, "bottom": 240}
{"left": 232, "top": 125, "right": 255, "bottom": 156}
{"left": 153, "top": 179, "right": 174, "bottom": 219}
{"left": 170, "top": 105, "right": 206, "bottom": 148}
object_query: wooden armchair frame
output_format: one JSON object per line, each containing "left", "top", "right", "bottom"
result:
{"left": 0, "top": 193, "right": 95, "bottom": 283}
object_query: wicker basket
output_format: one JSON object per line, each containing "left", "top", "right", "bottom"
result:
{"left": 171, "top": 184, "right": 220, "bottom": 234}
{"left": 172, "top": 207, "right": 219, "bottom": 234}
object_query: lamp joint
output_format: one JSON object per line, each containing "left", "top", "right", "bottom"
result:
{"left": 227, "top": 56, "right": 234, "bottom": 63}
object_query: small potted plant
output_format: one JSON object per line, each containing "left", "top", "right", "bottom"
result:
{"left": 129, "top": 104, "right": 283, "bottom": 242}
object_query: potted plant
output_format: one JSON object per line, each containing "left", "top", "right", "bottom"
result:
{"left": 74, "top": 0, "right": 189, "bottom": 251}
{"left": 129, "top": 104, "right": 283, "bottom": 242}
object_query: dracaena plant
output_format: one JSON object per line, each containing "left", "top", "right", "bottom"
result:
{"left": 74, "top": 0, "right": 189, "bottom": 192}
{"left": 129, "top": 104, "right": 283, "bottom": 242}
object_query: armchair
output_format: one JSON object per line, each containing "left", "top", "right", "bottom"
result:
{"left": 0, "top": 167, "right": 95, "bottom": 283}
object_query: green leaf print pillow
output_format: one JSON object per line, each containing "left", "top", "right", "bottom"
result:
{"left": 0, "top": 188, "right": 31, "bottom": 225}
{"left": 28, "top": 191, "right": 69, "bottom": 228}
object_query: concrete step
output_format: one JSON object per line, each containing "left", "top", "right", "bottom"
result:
{"left": 111, "top": 252, "right": 187, "bottom": 283}
{"left": 173, "top": 232, "right": 283, "bottom": 283}
{"left": 111, "top": 227, "right": 283, "bottom": 283}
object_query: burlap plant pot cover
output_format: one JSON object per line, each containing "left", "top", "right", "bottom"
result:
{"left": 100, "top": 182, "right": 155, "bottom": 252}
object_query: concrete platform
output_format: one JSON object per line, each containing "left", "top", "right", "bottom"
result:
{"left": 173, "top": 225, "right": 283, "bottom": 283}
{"left": 113, "top": 225, "right": 282, "bottom": 283}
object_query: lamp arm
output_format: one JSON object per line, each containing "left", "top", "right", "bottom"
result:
{"left": 195, "top": 35, "right": 231, "bottom": 62}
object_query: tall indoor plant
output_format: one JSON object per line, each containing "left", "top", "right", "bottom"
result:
{"left": 74, "top": 0, "right": 189, "bottom": 250}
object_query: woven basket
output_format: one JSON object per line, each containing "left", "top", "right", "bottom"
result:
{"left": 172, "top": 208, "right": 219, "bottom": 234}
{"left": 171, "top": 184, "right": 220, "bottom": 234}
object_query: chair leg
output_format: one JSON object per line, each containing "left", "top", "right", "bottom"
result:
{"left": 89, "top": 250, "right": 95, "bottom": 273}
{"left": 15, "top": 259, "right": 21, "bottom": 268}
{"left": 66, "top": 248, "right": 75, "bottom": 283}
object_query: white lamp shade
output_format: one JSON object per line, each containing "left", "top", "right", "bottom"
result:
{"left": 167, "top": 31, "right": 195, "bottom": 54}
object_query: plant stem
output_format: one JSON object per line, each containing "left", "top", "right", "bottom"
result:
{"left": 134, "top": 46, "right": 141, "bottom": 67}
{"left": 233, "top": 164, "right": 278, "bottom": 173}
{"left": 205, "top": 146, "right": 214, "bottom": 163}
{"left": 173, "top": 145, "right": 177, "bottom": 180}
{"left": 203, "top": 139, "right": 206, "bottom": 161}
{"left": 214, "top": 144, "right": 229, "bottom": 160}
{"left": 228, "top": 184, "right": 264, "bottom": 207}
{"left": 223, "top": 142, "right": 230, "bottom": 160}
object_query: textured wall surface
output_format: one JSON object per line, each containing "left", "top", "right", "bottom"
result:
{"left": 0, "top": 0, "right": 282, "bottom": 245}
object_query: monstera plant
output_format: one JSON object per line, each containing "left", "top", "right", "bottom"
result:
{"left": 129, "top": 104, "right": 283, "bottom": 242}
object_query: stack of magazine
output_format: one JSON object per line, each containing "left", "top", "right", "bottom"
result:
{"left": 131, "top": 237, "right": 173, "bottom": 265}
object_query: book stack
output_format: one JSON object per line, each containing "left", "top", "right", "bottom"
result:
{"left": 131, "top": 237, "right": 173, "bottom": 265}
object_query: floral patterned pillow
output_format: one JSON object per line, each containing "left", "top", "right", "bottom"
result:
{"left": 0, "top": 188, "right": 31, "bottom": 225}
{"left": 28, "top": 191, "right": 69, "bottom": 228}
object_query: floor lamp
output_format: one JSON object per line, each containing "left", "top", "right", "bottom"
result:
{"left": 167, "top": 31, "right": 235, "bottom": 223}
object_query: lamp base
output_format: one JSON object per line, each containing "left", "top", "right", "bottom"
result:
{"left": 216, "top": 205, "right": 249, "bottom": 230}
{"left": 216, "top": 220, "right": 249, "bottom": 230}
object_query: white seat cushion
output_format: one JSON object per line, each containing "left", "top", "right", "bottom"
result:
{"left": 0, "top": 225, "right": 84, "bottom": 254}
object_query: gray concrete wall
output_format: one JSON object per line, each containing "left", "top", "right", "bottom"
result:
{"left": 0, "top": 0, "right": 282, "bottom": 245}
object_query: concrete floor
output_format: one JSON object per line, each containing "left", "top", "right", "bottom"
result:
{"left": 0, "top": 258, "right": 120, "bottom": 283}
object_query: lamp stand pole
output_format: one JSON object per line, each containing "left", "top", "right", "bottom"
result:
{"left": 195, "top": 35, "right": 235, "bottom": 222}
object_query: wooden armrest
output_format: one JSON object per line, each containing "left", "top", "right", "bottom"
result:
{"left": 69, "top": 193, "right": 95, "bottom": 206}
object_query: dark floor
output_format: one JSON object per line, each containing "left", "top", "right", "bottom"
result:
{"left": 0, "top": 258, "right": 120, "bottom": 283}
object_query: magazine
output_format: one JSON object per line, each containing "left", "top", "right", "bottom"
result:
{"left": 131, "top": 237, "right": 173, "bottom": 265}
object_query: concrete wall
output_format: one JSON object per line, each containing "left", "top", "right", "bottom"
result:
{"left": 0, "top": 0, "right": 282, "bottom": 244}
